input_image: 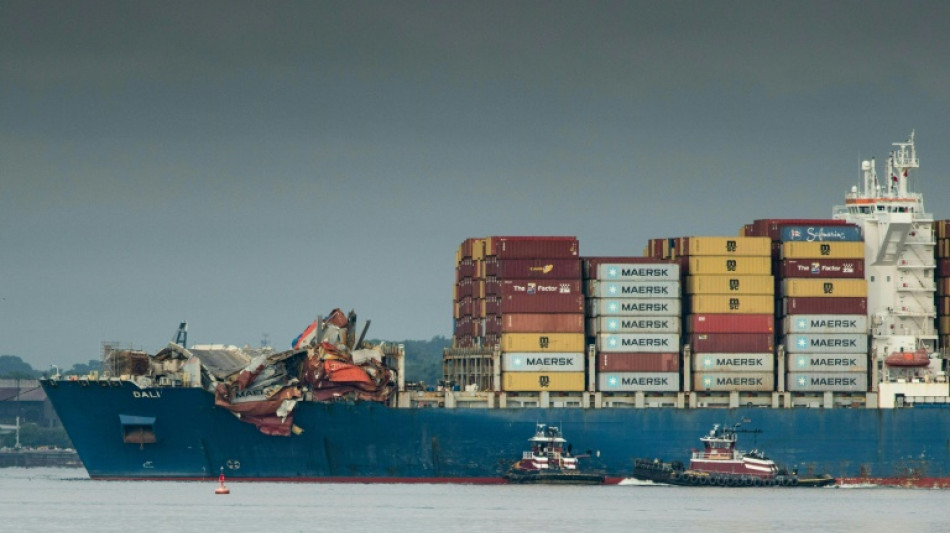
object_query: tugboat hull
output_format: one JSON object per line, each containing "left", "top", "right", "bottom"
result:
{"left": 505, "top": 469, "right": 606, "bottom": 485}
{"left": 633, "top": 459, "right": 835, "bottom": 488}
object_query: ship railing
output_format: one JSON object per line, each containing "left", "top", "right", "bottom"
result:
{"left": 901, "top": 396, "right": 950, "bottom": 408}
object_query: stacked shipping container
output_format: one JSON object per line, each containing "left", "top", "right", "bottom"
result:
{"left": 938, "top": 221, "right": 950, "bottom": 351}
{"left": 455, "top": 236, "right": 586, "bottom": 392}
{"left": 453, "top": 238, "right": 481, "bottom": 349}
{"left": 746, "top": 221, "right": 869, "bottom": 393}
{"left": 451, "top": 226, "right": 874, "bottom": 397}
{"left": 676, "top": 237, "right": 776, "bottom": 393}
{"left": 583, "top": 257, "right": 681, "bottom": 393}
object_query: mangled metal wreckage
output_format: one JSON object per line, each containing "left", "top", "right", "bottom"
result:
{"left": 150, "top": 309, "right": 398, "bottom": 436}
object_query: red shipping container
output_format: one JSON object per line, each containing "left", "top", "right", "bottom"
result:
{"left": 456, "top": 261, "right": 475, "bottom": 279}
{"left": 939, "top": 259, "right": 950, "bottom": 277}
{"left": 496, "top": 279, "right": 582, "bottom": 297}
{"left": 780, "top": 259, "right": 865, "bottom": 278}
{"left": 687, "top": 314, "right": 774, "bottom": 333}
{"left": 458, "top": 238, "right": 475, "bottom": 260}
{"left": 456, "top": 279, "right": 474, "bottom": 299}
{"left": 484, "top": 258, "right": 582, "bottom": 279}
{"left": 689, "top": 333, "right": 774, "bottom": 353}
{"left": 484, "top": 293, "right": 585, "bottom": 314}
{"left": 783, "top": 297, "right": 867, "bottom": 315}
{"left": 453, "top": 317, "right": 478, "bottom": 337}
{"left": 467, "top": 299, "right": 477, "bottom": 317}
{"left": 646, "top": 239, "right": 666, "bottom": 259}
{"left": 597, "top": 352, "right": 680, "bottom": 372}
{"left": 472, "top": 297, "right": 483, "bottom": 319}
{"left": 484, "top": 315, "right": 500, "bottom": 334}
{"left": 485, "top": 236, "right": 579, "bottom": 259}
{"left": 494, "top": 313, "right": 585, "bottom": 333}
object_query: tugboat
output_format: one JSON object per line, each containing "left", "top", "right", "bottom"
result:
{"left": 504, "top": 423, "right": 605, "bottom": 485}
{"left": 632, "top": 423, "right": 835, "bottom": 487}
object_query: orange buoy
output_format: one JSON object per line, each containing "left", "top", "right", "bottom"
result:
{"left": 215, "top": 468, "right": 230, "bottom": 494}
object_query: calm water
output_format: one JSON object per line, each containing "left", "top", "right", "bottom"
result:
{"left": 2, "top": 468, "right": 946, "bottom": 532}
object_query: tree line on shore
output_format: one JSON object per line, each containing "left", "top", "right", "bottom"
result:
{"left": 0, "top": 355, "right": 102, "bottom": 380}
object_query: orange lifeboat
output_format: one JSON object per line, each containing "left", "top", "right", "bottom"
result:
{"left": 885, "top": 348, "right": 930, "bottom": 367}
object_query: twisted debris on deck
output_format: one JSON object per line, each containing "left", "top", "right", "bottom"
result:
{"left": 148, "top": 308, "right": 398, "bottom": 436}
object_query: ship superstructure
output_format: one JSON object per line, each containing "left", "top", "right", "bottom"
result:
{"left": 833, "top": 132, "right": 946, "bottom": 405}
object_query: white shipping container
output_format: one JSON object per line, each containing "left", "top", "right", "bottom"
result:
{"left": 587, "top": 316, "right": 680, "bottom": 334}
{"left": 596, "top": 333, "right": 681, "bottom": 353}
{"left": 784, "top": 333, "right": 868, "bottom": 354}
{"left": 593, "top": 263, "right": 680, "bottom": 281}
{"left": 693, "top": 353, "right": 774, "bottom": 372}
{"left": 787, "top": 372, "right": 868, "bottom": 392}
{"left": 597, "top": 372, "right": 680, "bottom": 392}
{"left": 502, "top": 352, "right": 586, "bottom": 372}
{"left": 586, "top": 298, "right": 681, "bottom": 317}
{"left": 693, "top": 372, "right": 775, "bottom": 392}
{"left": 783, "top": 314, "right": 868, "bottom": 334}
{"left": 586, "top": 280, "right": 681, "bottom": 299}
{"left": 786, "top": 353, "right": 868, "bottom": 372}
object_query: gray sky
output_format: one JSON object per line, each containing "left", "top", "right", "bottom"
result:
{"left": 3, "top": 0, "right": 949, "bottom": 369}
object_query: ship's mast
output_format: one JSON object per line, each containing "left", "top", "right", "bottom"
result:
{"left": 885, "top": 130, "right": 918, "bottom": 201}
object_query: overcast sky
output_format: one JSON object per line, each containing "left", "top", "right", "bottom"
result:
{"left": 2, "top": 1, "right": 949, "bottom": 369}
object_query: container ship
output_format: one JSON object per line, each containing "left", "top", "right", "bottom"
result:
{"left": 42, "top": 133, "right": 950, "bottom": 486}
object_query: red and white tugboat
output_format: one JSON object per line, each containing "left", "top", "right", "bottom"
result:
{"left": 504, "top": 423, "right": 605, "bottom": 485}
{"left": 632, "top": 423, "right": 835, "bottom": 487}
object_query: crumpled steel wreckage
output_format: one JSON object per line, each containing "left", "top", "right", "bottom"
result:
{"left": 153, "top": 309, "right": 397, "bottom": 436}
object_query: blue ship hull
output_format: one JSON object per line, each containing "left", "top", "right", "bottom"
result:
{"left": 43, "top": 380, "right": 950, "bottom": 482}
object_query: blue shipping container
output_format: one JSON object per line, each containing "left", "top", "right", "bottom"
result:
{"left": 780, "top": 226, "right": 863, "bottom": 242}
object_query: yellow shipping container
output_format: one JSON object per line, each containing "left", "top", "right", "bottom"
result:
{"left": 501, "top": 333, "right": 586, "bottom": 352}
{"left": 940, "top": 316, "right": 949, "bottom": 332}
{"left": 689, "top": 295, "right": 774, "bottom": 314}
{"left": 472, "top": 239, "right": 486, "bottom": 260}
{"left": 939, "top": 238, "right": 949, "bottom": 259}
{"left": 688, "top": 256, "right": 772, "bottom": 275}
{"left": 502, "top": 371, "right": 586, "bottom": 392}
{"left": 683, "top": 236, "right": 772, "bottom": 256}
{"left": 781, "top": 241, "right": 865, "bottom": 260}
{"left": 686, "top": 275, "right": 774, "bottom": 295}
{"left": 782, "top": 279, "right": 867, "bottom": 298}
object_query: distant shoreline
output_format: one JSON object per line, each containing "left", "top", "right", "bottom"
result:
{"left": 0, "top": 449, "right": 82, "bottom": 468}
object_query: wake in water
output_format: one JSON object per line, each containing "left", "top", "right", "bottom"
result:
{"left": 617, "top": 478, "right": 666, "bottom": 487}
